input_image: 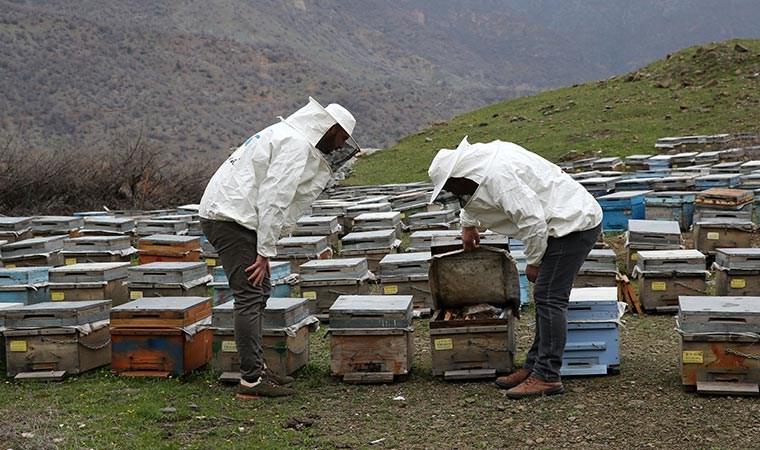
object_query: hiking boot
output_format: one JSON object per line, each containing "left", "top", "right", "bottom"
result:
{"left": 239, "top": 375, "right": 295, "bottom": 397}
{"left": 495, "top": 368, "right": 530, "bottom": 389}
{"left": 505, "top": 375, "right": 564, "bottom": 399}
{"left": 263, "top": 367, "right": 294, "bottom": 387}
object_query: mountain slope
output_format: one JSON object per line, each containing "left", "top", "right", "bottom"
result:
{"left": 347, "top": 39, "right": 760, "bottom": 185}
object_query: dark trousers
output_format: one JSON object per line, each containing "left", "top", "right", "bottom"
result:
{"left": 200, "top": 218, "right": 271, "bottom": 382}
{"left": 523, "top": 223, "right": 602, "bottom": 381}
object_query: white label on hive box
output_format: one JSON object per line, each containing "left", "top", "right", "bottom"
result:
{"left": 706, "top": 232, "right": 720, "bottom": 240}
{"left": 9, "top": 341, "right": 27, "bottom": 352}
{"left": 65, "top": 258, "right": 78, "bottom": 265}
{"left": 651, "top": 281, "right": 667, "bottom": 291}
{"left": 730, "top": 279, "right": 746, "bottom": 289}
{"left": 130, "top": 291, "right": 143, "bottom": 300}
{"left": 434, "top": 338, "right": 453, "bottom": 351}
{"left": 205, "top": 258, "right": 216, "bottom": 266}
{"left": 682, "top": 351, "right": 703, "bottom": 364}
{"left": 302, "top": 291, "right": 317, "bottom": 300}
{"left": 221, "top": 341, "right": 237, "bottom": 353}
{"left": 630, "top": 253, "right": 638, "bottom": 261}
{"left": 383, "top": 285, "right": 399, "bottom": 295}
{"left": 51, "top": 291, "right": 65, "bottom": 301}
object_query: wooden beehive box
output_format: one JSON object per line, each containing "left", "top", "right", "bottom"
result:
{"left": 128, "top": 262, "right": 207, "bottom": 284}
{"left": 378, "top": 252, "right": 432, "bottom": 309}
{"left": 0, "top": 217, "right": 34, "bottom": 243}
{"left": 378, "top": 252, "right": 430, "bottom": 278}
{"left": 428, "top": 247, "right": 519, "bottom": 380}
{"left": 406, "top": 230, "right": 461, "bottom": 252}
{"left": 47, "top": 262, "right": 130, "bottom": 305}
{"left": 635, "top": 249, "right": 706, "bottom": 273}
{"left": 678, "top": 296, "right": 760, "bottom": 395}
{"left": 3, "top": 300, "right": 112, "bottom": 379}
{"left": 637, "top": 272, "right": 708, "bottom": 313}
{"left": 693, "top": 218, "right": 756, "bottom": 256}
{"left": 299, "top": 258, "right": 369, "bottom": 281}
{"left": 82, "top": 217, "right": 136, "bottom": 234}
{"left": 627, "top": 219, "right": 681, "bottom": 247}
{"left": 293, "top": 216, "right": 341, "bottom": 244}
{"left": 407, "top": 209, "right": 458, "bottom": 231}
{"left": 644, "top": 191, "right": 696, "bottom": 231}
{"left": 61, "top": 235, "right": 136, "bottom": 264}
{"left": 275, "top": 236, "right": 331, "bottom": 261}
{"left": 352, "top": 212, "right": 403, "bottom": 238}
{"left": 138, "top": 234, "right": 201, "bottom": 264}
{"left": 31, "top": 216, "right": 84, "bottom": 236}
{"left": 0, "top": 267, "right": 51, "bottom": 305}
{"left": 328, "top": 295, "right": 414, "bottom": 383}
{"left": 1, "top": 235, "right": 66, "bottom": 259}
{"left": 211, "top": 299, "right": 313, "bottom": 381}
{"left": 110, "top": 296, "right": 212, "bottom": 376}
{"left": 135, "top": 219, "right": 189, "bottom": 236}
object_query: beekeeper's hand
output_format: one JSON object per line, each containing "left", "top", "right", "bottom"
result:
{"left": 245, "top": 254, "right": 271, "bottom": 286}
{"left": 526, "top": 264, "right": 539, "bottom": 283}
{"left": 461, "top": 226, "right": 480, "bottom": 252}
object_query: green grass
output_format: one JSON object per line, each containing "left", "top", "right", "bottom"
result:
{"left": 348, "top": 39, "right": 760, "bottom": 185}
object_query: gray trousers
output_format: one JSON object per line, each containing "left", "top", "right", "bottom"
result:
{"left": 200, "top": 218, "right": 271, "bottom": 382}
{"left": 523, "top": 223, "right": 602, "bottom": 382}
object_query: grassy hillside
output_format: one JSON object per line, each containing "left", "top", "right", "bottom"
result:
{"left": 348, "top": 39, "right": 760, "bottom": 185}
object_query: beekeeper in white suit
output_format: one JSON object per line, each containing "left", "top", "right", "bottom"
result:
{"left": 428, "top": 136, "right": 602, "bottom": 399}
{"left": 200, "top": 97, "right": 358, "bottom": 397}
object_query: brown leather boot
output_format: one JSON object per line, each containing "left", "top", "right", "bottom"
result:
{"left": 495, "top": 368, "right": 530, "bottom": 389}
{"left": 505, "top": 375, "right": 564, "bottom": 399}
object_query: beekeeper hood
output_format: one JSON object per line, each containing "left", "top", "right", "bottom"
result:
{"left": 429, "top": 136, "right": 490, "bottom": 202}
{"left": 282, "top": 96, "right": 360, "bottom": 152}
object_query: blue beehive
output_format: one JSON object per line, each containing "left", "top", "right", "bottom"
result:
{"left": 644, "top": 191, "right": 696, "bottom": 231}
{"left": 597, "top": 190, "right": 651, "bottom": 231}
{"left": 0, "top": 267, "right": 51, "bottom": 305}
{"left": 561, "top": 287, "right": 621, "bottom": 376}
{"left": 695, "top": 173, "right": 742, "bottom": 190}
{"left": 510, "top": 250, "right": 530, "bottom": 307}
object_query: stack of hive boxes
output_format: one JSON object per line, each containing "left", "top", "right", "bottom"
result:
{"left": 678, "top": 296, "right": 760, "bottom": 395}
{"left": 211, "top": 297, "right": 316, "bottom": 382}
{"left": 633, "top": 249, "right": 708, "bottom": 313}
{"left": 713, "top": 248, "right": 760, "bottom": 296}
{"left": 126, "top": 262, "right": 211, "bottom": 300}
{"left": 61, "top": 235, "right": 137, "bottom": 264}
{"left": 378, "top": 252, "right": 432, "bottom": 310}
{"left": 48, "top": 263, "right": 130, "bottom": 306}
{"left": 563, "top": 287, "right": 623, "bottom": 376}
{"left": 0, "top": 235, "right": 66, "bottom": 267}
{"left": 299, "top": 258, "right": 370, "bottom": 317}
{"left": 0, "top": 267, "right": 50, "bottom": 305}
{"left": 328, "top": 295, "right": 414, "bottom": 383}
{"left": 428, "top": 247, "right": 519, "bottom": 380}
{"left": 625, "top": 219, "right": 682, "bottom": 275}
{"left": 31, "top": 216, "right": 84, "bottom": 238}
{"left": 644, "top": 191, "right": 696, "bottom": 231}
{"left": 340, "top": 229, "right": 401, "bottom": 273}
{"left": 574, "top": 249, "right": 619, "bottom": 288}
{"left": 292, "top": 215, "right": 342, "bottom": 246}
{"left": 3, "top": 300, "right": 112, "bottom": 380}
{"left": 275, "top": 236, "right": 332, "bottom": 274}
{"left": 137, "top": 234, "right": 201, "bottom": 264}
{"left": 0, "top": 217, "right": 33, "bottom": 243}
{"left": 110, "top": 296, "right": 212, "bottom": 376}
{"left": 692, "top": 189, "right": 756, "bottom": 257}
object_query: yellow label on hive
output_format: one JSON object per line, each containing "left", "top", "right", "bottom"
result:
{"left": 630, "top": 253, "right": 638, "bottom": 261}
{"left": 221, "top": 341, "right": 237, "bottom": 353}
{"left": 651, "top": 281, "right": 667, "bottom": 291}
{"left": 130, "top": 291, "right": 143, "bottom": 300}
{"left": 434, "top": 338, "right": 453, "bottom": 351}
{"left": 730, "top": 279, "right": 746, "bottom": 289}
{"left": 383, "top": 285, "right": 399, "bottom": 295}
{"left": 399, "top": 212, "right": 406, "bottom": 219}
{"left": 9, "top": 341, "right": 27, "bottom": 352}
{"left": 5, "top": 264, "right": 16, "bottom": 269}
{"left": 205, "top": 258, "right": 216, "bottom": 267}
{"left": 51, "top": 291, "right": 65, "bottom": 301}
{"left": 302, "top": 291, "right": 317, "bottom": 300}
{"left": 706, "top": 232, "right": 720, "bottom": 240}
{"left": 65, "top": 258, "right": 78, "bottom": 265}
{"left": 682, "top": 351, "right": 704, "bottom": 364}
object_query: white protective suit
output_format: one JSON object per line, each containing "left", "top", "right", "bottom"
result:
{"left": 429, "top": 137, "right": 602, "bottom": 266}
{"left": 199, "top": 97, "right": 356, "bottom": 258}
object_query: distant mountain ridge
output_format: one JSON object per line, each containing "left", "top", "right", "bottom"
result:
{"left": 1, "top": 0, "right": 759, "bottom": 154}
